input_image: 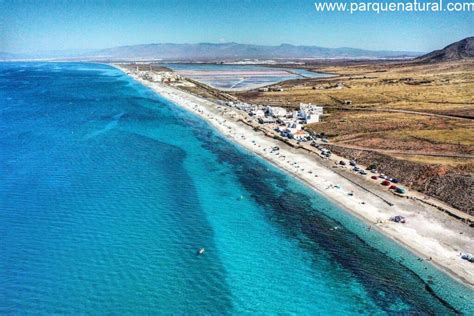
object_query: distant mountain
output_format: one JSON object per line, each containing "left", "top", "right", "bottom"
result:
{"left": 89, "top": 42, "right": 420, "bottom": 61}
{"left": 0, "top": 43, "right": 422, "bottom": 61}
{"left": 415, "top": 37, "right": 474, "bottom": 63}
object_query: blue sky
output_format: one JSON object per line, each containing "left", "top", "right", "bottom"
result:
{"left": 0, "top": 0, "right": 472, "bottom": 53}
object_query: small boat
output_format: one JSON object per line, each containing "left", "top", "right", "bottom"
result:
{"left": 197, "top": 248, "right": 205, "bottom": 255}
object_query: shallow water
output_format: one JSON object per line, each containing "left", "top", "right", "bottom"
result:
{"left": 0, "top": 62, "right": 472, "bottom": 314}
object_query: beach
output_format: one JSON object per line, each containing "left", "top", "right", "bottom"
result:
{"left": 114, "top": 64, "right": 474, "bottom": 287}
{"left": 2, "top": 62, "right": 472, "bottom": 313}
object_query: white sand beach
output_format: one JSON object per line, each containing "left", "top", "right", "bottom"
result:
{"left": 115, "top": 64, "right": 474, "bottom": 287}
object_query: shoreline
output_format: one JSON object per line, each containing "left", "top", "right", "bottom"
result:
{"left": 113, "top": 64, "right": 474, "bottom": 288}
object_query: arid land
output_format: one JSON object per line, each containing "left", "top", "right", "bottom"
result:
{"left": 161, "top": 60, "right": 473, "bottom": 214}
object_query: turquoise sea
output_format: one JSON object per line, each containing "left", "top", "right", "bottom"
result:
{"left": 0, "top": 62, "right": 472, "bottom": 314}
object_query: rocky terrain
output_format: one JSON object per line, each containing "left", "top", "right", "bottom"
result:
{"left": 326, "top": 145, "right": 473, "bottom": 214}
{"left": 415, "top": 36, "right": 474, "bottom": 63}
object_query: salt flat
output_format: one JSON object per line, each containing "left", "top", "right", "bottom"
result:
{"left": 165, "top": 63, "right": 330, "bottom": 90}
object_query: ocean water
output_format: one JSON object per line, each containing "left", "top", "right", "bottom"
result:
{"left": 0, "top": 62, "right": 472, "bottom": 314}
{"left": 164, "top": 63, "right": 331, "bottom": 90}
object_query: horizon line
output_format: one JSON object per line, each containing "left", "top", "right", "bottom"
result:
{"left": 2, "top": 40, "right": 443, "bottom": 55}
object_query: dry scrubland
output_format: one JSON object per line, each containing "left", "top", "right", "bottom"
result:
{"left": 239, "top": 60, "right": 473, "bottom": 116}
{"left": 234, "top": 60, "right": 474, "bottom": 214}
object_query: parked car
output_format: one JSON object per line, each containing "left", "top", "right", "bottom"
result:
{"left": 381, "top": 180, "right": 391, "bottom": 186}
{"left": 390, "top": 215, "right": 406, "bottom": 224}
{"left": 371, "top": 176, "right": 378, "bottom": 180}
{"left": 389, "top": 185, "right": 397, "bottom": 190}
{"left": 395, "top": 187, "right": 405, "bottom": 194}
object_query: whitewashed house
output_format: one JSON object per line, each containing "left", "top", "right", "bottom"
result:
{"left": 292, "top": 130, "right": 309, "bottom": 141}
{"left": 251, "top": 109, "right": 265, "bottom": 117}
{"left": 299, "top": 103, "right": 323, "bottom": 124}
{"left": 266, "top": 106, "right": 287, "bottom": 117}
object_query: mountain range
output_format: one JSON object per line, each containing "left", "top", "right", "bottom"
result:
{"left": 2, "top": 37, "right": 473, "bottom": 62}
{"left": 0, "top": 43, "right": 421, "bottom": 61}
{"left": 89, "top": 42, "right": 422, "bottom": 61}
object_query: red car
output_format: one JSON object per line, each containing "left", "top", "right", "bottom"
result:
{"left": 389, "top": 185, "right": 397, "bottom": 190}
{"left": 381, "top": 180, "right": 390, "bottom": 186}
{"left": 371, "top": 176, "right": 378, "bottom": 180}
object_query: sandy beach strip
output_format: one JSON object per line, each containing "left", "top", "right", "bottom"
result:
{"left": 114, "top": 64, "right": 474, "bottom": 288}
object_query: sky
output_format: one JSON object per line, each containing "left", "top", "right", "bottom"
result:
{"left": 0, "top": 0, "right": 472, "bottom": 54}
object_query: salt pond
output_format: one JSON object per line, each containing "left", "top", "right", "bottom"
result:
{"left": 164, "top": 63, "right": 332, "bottom": 90}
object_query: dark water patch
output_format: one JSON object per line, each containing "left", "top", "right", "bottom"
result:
{"left": 193, "top": 127, "right": 460, "bottom": 315}
{"left": 118, "top": 111, "right": 159, "bottom": 122}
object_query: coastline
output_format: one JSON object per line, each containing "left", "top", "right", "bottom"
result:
{"left": 113, "top": 64, "right": 474, "bottom": 288}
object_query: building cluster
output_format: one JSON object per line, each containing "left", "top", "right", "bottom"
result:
{"left": 135, "top": 68, "right": 182, "bottom": 83}
{"left": 224, "top": 101, "right": 324, "bottom": 142}
{"left": 258, "top": 86, "right": 284, "bottom": 92}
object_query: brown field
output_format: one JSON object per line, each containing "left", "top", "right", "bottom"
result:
{"left": 235, "top": 60, "right": 474, "bottom": 116}
{"left": 306, "top": 112, "right": 473, "bottom": 155}
{"left": 233, "top": 60, "right": 474, "bottom": 162}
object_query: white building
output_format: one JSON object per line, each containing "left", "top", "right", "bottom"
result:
{"left": 281, "top": 128, "right": 307, "bottom": 141}
{"left": 289, "top": 110, "right": 299, "bottom": 118}
{"left": 236, "top": 103, "right": 256, "bottom": 112}
{"left": 292, "top": 130, "right": 309, "bottom": 141}
{"left": 266, "top": 106, "right": 287, "bottom": 117}
{"left": 278, "top": 120, "right": 304, "bottom": 139}
{"left": 301, "top": 112, "right": 320, "bottom": 124}
{"left": 251, "top": 109, "right": 265, "bottom": 117}
{"left": 138, "top": 71, "right": 180, "bottom": 83}
{"left": 299, "top": 103, "right": 323, "bottom": 124}
{"left": 259, "top": 117, "right": 276, "bottom": 124}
